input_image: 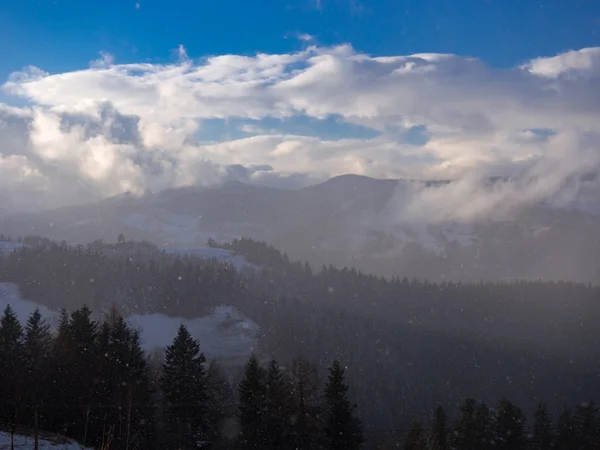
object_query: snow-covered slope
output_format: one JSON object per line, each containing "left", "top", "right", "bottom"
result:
{"left": 0, "top": 241, "right": 24, "bottom": 255}
{"left": 0, "top": 283, "right": 260, "bottom": 366}
{"left": 0, "top": 283, "right": 59, "bottom": 326}
{"left": 0, "top": 431, "right": 91, "bottom": 449}
{"left": 5, "top": 175, "right": 600, "bottom": 281}
{"left": 164, "top": 246, "right": 256, "bottom": 270}
{"left": 129, "top": 306, "right": 260, "bottom": 365}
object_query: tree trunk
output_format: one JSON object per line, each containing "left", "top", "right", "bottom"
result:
{"left": 34, "top": 406, "right": 39, "bottom": 450}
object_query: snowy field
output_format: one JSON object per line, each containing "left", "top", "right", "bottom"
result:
{"left": 163, "top": 246, "right": 256, "bottom": 271}
{"left": 0, "top": 431, "right": 91, "bottom": 449}
{"left": 0, "top": 282, "right": 260, "bottom": 365}
{"left": 0, "top": 241, "right": 25, "bottom": 255}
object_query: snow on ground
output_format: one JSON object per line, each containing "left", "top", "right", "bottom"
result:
{"left": 0, "top": 241, "right": 25, "bottom": 255}
{"left": 128, "top": 305, "right": 260, "bottom": 364}
{"left": 164, "top": 246, "right": 256, "bottom": 270}
{"left": 0, "top": 283, "right": 60, "bottom": 327}
{"left": 0, "top": 431, "right": 91, "bottom": 449}
{"left": 0, "top": 283, "right": 260, "bottom": 366}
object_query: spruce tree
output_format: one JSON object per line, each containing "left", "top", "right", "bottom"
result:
{"left": 160, "top": 324, "right": 208, "bottom": 450}
{"left": 204, "top": 360, "right": 235, "bottom": 448}
{"left": 323, "top": 360, "right": 364, "bottom": 450}
{"left": 404, "top": 419, "right": 427, "bottom": 450}
{"left": 265, "top": 360, "right": 294, "bottom": 449}
{"left": 23, "top": 308, "right": 53, "bottom": 428}
{"left": 573, "top": 401, "right": 599, "bottom": 449}
{"left": 430, "top": 406, "right": 449, "bottom": 450}
{"left": 290, "top": 357, "right": 321, "bottom": 449}
{"left": 532, "top": 402, "right": 553, "bottom": 450}
{"left": 0, "top": 305, "right": 25, "bottom": 435}
{"left": 556, "top": 407, "right": 576, "bottom": 450}
{"left": 492, "top": 398, "right": 526, "bottom": 450}
{"left": 452, "top": 398, "right": 478, "bottom": 450}
{"left": 238, "top": 355, "right": 267, "bottom": 449}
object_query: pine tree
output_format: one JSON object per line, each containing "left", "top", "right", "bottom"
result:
{"left": 68, "top": 305, "right": 99, "bottom": 444}
{"left": 573, "top": 401, "right": 599, "bottom": 449}
{"left": 204, "top": 360, "right": 235, "bottom": 449}
{"left": 238, "top": 355, "right": 268, "bottom": 449}
{"left": 430, "top": 406, "right": 449, "bottom": 450}
{"left": 532, "top": 402, "right": 553, "bottom": 450}
{"left": 404, "top": 419, "right": 427, "bottom": 450}
{"left": 96, "top": 307, "right": 154, "bottom": 449}
{"left": 290, "top": 357, "right": 321, "bottom": 449}
{"left": 474, "top": 402, "right": 493, "bottom": 448}
{"left": 493, "top": 398, "right": 526, "bottom": 450}
{"left": 160, "top": 324, "right": 208, "bottom": 450}
{"left": 323, "top": 360, "right": 364, "bottom": 450}
{"left": 452, "top": 398, "right": 478, "bottom": 450}
{"left": 0, "top": 305, "right": 25, "bottom": 437}
{"left": 556, "top": 407, "right": 576, "bottom": 450}
{"left": 23, "top": 308, "right": 53, "bottom": 428}
{"left": 265, "top": 360, "right": 294, "bottom": 449}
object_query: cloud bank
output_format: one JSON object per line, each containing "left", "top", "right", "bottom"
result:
{"left": 1, "top": 44, "right": 600, "bottom": 218}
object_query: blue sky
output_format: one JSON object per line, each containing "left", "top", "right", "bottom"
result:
{"left": 1, "top": 0, "right": 599, "bottom": 79}
{"left": 1, "top": 0, "right": 600, "bottom": 212}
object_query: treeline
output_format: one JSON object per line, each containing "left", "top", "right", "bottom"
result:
{"left": 0, "top": 304, "right": 364, "bottom": 449}
{"left": 1, "top": 238, "right": 599, "bottom": 431}
{"left": 2, "top": 305, "right": 599, "bottom": 450}
{"left": 381, "top": 398, "right": 600, "bottom": 450}
{"left": 207, "top": 237, "right": 292, "bottom": 270}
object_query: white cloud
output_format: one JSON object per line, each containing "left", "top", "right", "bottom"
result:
{"left": 1, "top": 45, "right": 600, "bottom": 218}
{"left": 298, "top": 33, "right": 315, "bottom": 42}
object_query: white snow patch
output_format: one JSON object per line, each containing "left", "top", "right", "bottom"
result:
{"left": 0, "top": 283, "right": 60, "bottom": 327}
{"left": 128, "top": 305, "right": 260, "bottom": 364}
{"left": 0, "top": 431, "right": 91, "bottom": 449}
{"left": 0, "top": 241, "right": 25, "bottom": 255}
{"left": 0, "top": 283, "right": 261, "bottom": 367}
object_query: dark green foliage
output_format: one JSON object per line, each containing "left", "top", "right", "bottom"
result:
{"left": 23, "top": 308, "right": 53, "bottom": 428}
{"left": 573, "top": 401, "right": 599, "bottom": 449}
{"left": 403, "top": 419, "right": 426, "bottom": 450}
{"left": 160, "top": 324, "right": 208, "bottom": 450}
{"left": 264, "top": 360, "right": 294, "bottom": 449}
{"left": 430, "top": 406, "right": 449, "bottom": 450}
{"left": 0, "top": 305, "right": 25, "bottom": 428}
{"left": 452, "top": 398, "right": 478, "bottom": 450}
{"left": 492, "top": 398, "right": 527, "bottom": 450}
{"left": 238, "top": 355, "right": 268, "bottom": 449}
{"left": 532, "top": 402, "right": 553, "bottom": 450}
{"left": 323, "top": 360, "right": 364, "bottom": 450}
{"left": 556, "top": 407, "right": 576, "bottom": 450}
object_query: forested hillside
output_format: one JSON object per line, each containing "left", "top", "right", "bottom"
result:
{"left": 0, "top": 237, "right": 599, "bottom": 439}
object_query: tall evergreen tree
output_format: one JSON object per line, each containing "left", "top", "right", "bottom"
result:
{"left": 265, "top": 360, "right": 294, "bottom": 449}
{"left": 69, "top": 305, "right": 100, "bottom": 445}
{"left": 556, "top": 407, "right": 576, "bottom": 450}
{"left": 403, "top": 419, "right": 427, "bottom": 450}
{"left": 532, "top": 402, "right": 553, "bottom": 450}
{"left": 323, "top": 360, "right": 364, "bottom": 450}
{"left": 204, "top": 360, "right": 235, "bottom": 449}
{"left": 160, "top": 324, "right": 208, "bottom": 450}
{"left": 23, "top": 308, "right": 53, "bottom": 428}
{"left": 238, "top": 355, "right": 268, "bottom": 450}
{"left": 290, "top": 357, "right": 321, "bottom": 449}
{"left": 452, "top": 398, "right": 478, "bottom": 450}
{"left": 0, "top": 305, "right": 25, "bottom": 436}
{"left": 492, "top": 398, "right": 526, "bottom": 450}
{"left": 430, "top": 406, "right": 449, "bottom": 450}
{"left": 573, "top": 401, "right": 599, "bottom": 449}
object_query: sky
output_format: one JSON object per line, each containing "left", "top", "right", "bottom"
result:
{"left": 1, "top": 0, "right": 600, "bottom": 214}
